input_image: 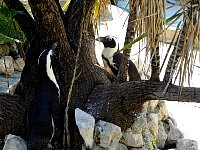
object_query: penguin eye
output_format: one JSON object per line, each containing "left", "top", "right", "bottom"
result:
{"left": 106, "top": 37, "right": 112, "bottom": 41}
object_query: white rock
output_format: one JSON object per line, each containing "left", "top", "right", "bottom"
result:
{"left": 117, "top": 143, "right": 128, "bottom": 150}
{"left": 131, "top": 115, "right": 147, "bottom": 134}
{"left": 142, "top": 128, "right": 154, "bottom": 150}
{"left": 176, "top": 139, "right": 198, "bottom": 150}
{"left": 3, "top": 134, "right": 27, "bottom": 150}
{"left": 167, "top": 119, "right": 184, "bottom": 141}
{"left": 148, "top": 100, "right": 159, "bottom": 112}
{"left": 75, "top": 108, "right": 95, "bottom": 148}
{"left": 0, "top": 56, "right": 14, "bottom": 75}
{"left": 158, "top": 101, "right": 168, "bottom": 120}
{"left": 13, "top": 58, "right": 25, "bottom": 72}
{"left": 95, "top": 120, "right": 122, "bottom": 149}
{"left": 141, "top": 101, "right": 149, "bottom": 115}
{"left": 157, "top": 122, "right": 167, "bottom": 148}
{"left": 121, "top": 129, "right": 143, "bottom": 148}
{"left": 168, "top": 116, "right": 177, "bottom": 126}
{"left": 147, "top": 113, "right": 159, "bottom": 136}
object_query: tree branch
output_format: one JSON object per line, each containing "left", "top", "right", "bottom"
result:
{"left": 3, "top": 0, "right": 36, "bottom": 41}
{"left": 85, "top": 80, "right": 200, "bottom": 130}
{"left": 1, "top": 80, "right": 200, "bottom": 136}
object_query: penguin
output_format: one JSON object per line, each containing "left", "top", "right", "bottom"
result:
{"left": 96, "top": 35, "right": 141, "bottom": 81}
{"left": 27, "top": 43, "right": 62, "bottom": 150}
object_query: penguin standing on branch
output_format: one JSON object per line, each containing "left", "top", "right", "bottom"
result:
{"left": 96, "top": 35, "right": 141, "bottom": 81}
{"left": 27, "top": 43, "right": 62, "bottom": 150}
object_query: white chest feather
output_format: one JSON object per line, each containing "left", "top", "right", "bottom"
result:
{"left": 102, "top": 47, "right": 117, "bottom": 66}
{"left": 46, "top": 50, "right": 59, "bottom": 90}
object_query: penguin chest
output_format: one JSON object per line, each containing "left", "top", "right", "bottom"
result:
{"left": 102, "top": 59, "right": 116, "bottom": 77}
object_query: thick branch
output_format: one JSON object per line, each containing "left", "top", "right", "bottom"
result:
{"left": 3, "top": 0, "right": 36, "bottom": 41}
{"left": 85, "top": 80, "right": 200, "bottom": 130}
{"left": 1, "top": 81, "right": 200, "bottom": 136}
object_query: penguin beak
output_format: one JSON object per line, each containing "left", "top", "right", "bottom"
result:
{"left": 96, "top": 37, "right": 105, "bottom": 43}
{"left": 50, "top": 42, "right": 58, "bottom": 51}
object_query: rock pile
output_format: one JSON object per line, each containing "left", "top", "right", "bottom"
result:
{"left": 2, "top": 101, "right": 198, "bottom": 150}
{"left": 0, "top": 43, "right": 24, "bottom": 75}
{"left": 75, "top": 101, "right": 198, "bottom": 150}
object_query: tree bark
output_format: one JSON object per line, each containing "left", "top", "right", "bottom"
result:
{"left": 85, "top": 80, "right": 200, "bottom": 130}
{"left": 0, "top": 94, "right": 26, "bottom": 138}
{"left": 1, "top": 0, "right": 200, "bottom": 149}
{"left": 117, "top": 0, "right": 138, "bottom": 82}
{"left": 1, "top": 81, "right": 200, "bottom": 136}
{"left": 150, "top": 35, "right": 160, "bottom": 81}
{"left": 163, "top": 21, "right": 187, "bottom": 83}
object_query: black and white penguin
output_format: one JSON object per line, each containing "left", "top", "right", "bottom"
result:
{"left": 96, "top": 35, "right": 141, "bottom": 81}
{"left": 27, "top": 43, "right": 62, "bottom": 150}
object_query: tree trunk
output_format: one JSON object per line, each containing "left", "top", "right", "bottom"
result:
{"left": 117, "top": 0, "right": 139, "bottom": 82}
{"left": 150, "top": 35, "right": 160, "bottom": 81}
{"left": 64, "top": 0, "right": 111, "bottom": 147}
{"left": 0, "top": 94, "right": 26, "bottom": 138}
{"left": 163, "top": 21, "right": 187, "bottom": 83}
{"left": 163, "top": 1, "right": 197, "bottom": 83}
{"left": 1, "top": 0, "right": 200, "bottom": 149}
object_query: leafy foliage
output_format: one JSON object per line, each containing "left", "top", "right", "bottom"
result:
{"left": 0, "top": 4, "right": 25, "bottom": 44}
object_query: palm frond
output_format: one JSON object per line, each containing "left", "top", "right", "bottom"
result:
{"left": 62, "top": 0, "right": 71, "bottom": 11}
{"left": 120, "top": 33, "right": 146, "bottom": 52}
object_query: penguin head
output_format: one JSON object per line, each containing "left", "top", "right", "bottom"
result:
{"left": 96, "top": 35, "right": 119, "bottom": 50}
{"left": 38, "top": 43, "right": 59, "bottom": 88}
{"left": 96, "top": 35, "right": 119, "bottom": 61}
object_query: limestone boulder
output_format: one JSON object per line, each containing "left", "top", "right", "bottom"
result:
{"left": 13, "top": 58, "right": 25, "bottom": 72}
{"left": 121, "top": 129, "right": 143, "bottom": 148}
{"left": 142, "top": 128, "right": 154, "bottom": 150}
{"left": 0, "top": 56, "right": 14, "bottom": 75}
{"left": 94, "top": 120, "right": 122, "bottom": 150}
{"left": 3, "top": 134, "right": 27, "bottom": 150}
{"left": 176, "top": 139, "right": 198, "bottom": 150}
{"left": 117, "top": 143, "right": 128, "bottom": 150}
{"left": 75, "top": 108, "right": 95, "bottom": 148}
{"left": 131, "top": 115, "right": 147, "bottom": 134}
{"left": 147, "top": 113, "right": 159, "bottom": 136}
{"left": 157, "top": 122, "right": 167, "bottom": 148}
{"left": 167, "top": 119, "right": 184, "bottom": 141}
{"left": 147, "top": 100, "right": 159, "bottom": 113}
{"left": 158, "top": 101, "right": 168, "bottom": 120}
